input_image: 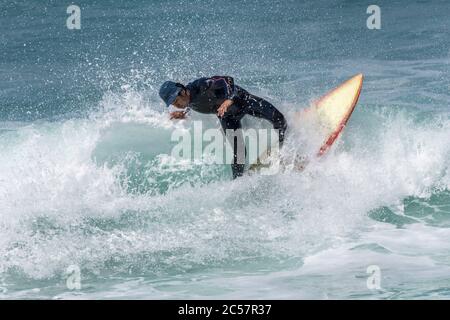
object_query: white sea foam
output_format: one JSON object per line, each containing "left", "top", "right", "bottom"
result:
{"left": 0, "top": 87, "right": 449, "bottom": 298}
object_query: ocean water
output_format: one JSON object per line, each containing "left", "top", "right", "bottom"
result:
{"left": 0, "top": 0, "right": 450, "bottom": 299}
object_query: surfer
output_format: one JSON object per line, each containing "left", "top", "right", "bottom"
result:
{"left": 159, "top": 76, "right": 287, "bottom": 179}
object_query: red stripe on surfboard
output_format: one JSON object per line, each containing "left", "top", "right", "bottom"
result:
{"left": 317, "top": 74, "right": 364, "bottom": 157}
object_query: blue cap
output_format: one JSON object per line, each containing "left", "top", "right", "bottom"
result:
{"left": 159, "top": 81, "right": 182, "bottom": 107}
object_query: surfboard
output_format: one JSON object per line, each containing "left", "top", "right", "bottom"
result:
{"left": 249, "top": 73, "right": 364, "bottom": 172}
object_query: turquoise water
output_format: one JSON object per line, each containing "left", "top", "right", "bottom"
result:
{"left": 1, "top": 0, "right": 450, "bottom": 299}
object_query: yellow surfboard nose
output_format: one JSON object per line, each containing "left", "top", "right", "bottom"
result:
{"left": 314, "top": 73, "right": 364, "bottom": 156}
{"left": 249, "top": 74, "right": 364, "bottom": 172}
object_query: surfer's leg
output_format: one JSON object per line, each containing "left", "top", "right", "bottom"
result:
{"left": 219, "top": 115, "right": 246, "bottom": 179}
{"left": 240, "top": 93, "right": 287, "bottom": 146}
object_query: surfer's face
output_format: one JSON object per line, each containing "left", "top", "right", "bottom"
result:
{"left": 173, "top": 89, "right": 190, "bottom": 109}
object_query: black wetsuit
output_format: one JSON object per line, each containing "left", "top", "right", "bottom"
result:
{"left": 186, "top": 76, "right": 287, "bottom": 179}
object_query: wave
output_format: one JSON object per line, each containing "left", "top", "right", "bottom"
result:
{"left": 0, "top": 87, "right": 449, "bottom": 286}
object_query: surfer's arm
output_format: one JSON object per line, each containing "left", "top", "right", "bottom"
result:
{"left": 208, "top": 76, "right": 236, "bottom": 100}
{"left": 168, "top": 105, "right": 190, "bottom": 120}
{"left": 169, "top": 111, "right": 186, "bottom": 120}
{"left": 217, "top": 99, "right": 234, "bottom": 117}
{"left": 207, "top": 76, "right": 236, "bottom": 117}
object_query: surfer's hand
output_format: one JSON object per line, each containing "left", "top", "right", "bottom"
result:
{"left": 217, "top": 99, "right": 234, "bottom": 118}
{"left": 169, "top": 111, "right": 186, "bottom": 120}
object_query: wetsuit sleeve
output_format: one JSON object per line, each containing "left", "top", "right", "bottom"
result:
{"left": 206, "top": 76, "right": 237, "bottom": 101}
{"left": 187, "top": 77, "right": 210, "bottom": 95}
